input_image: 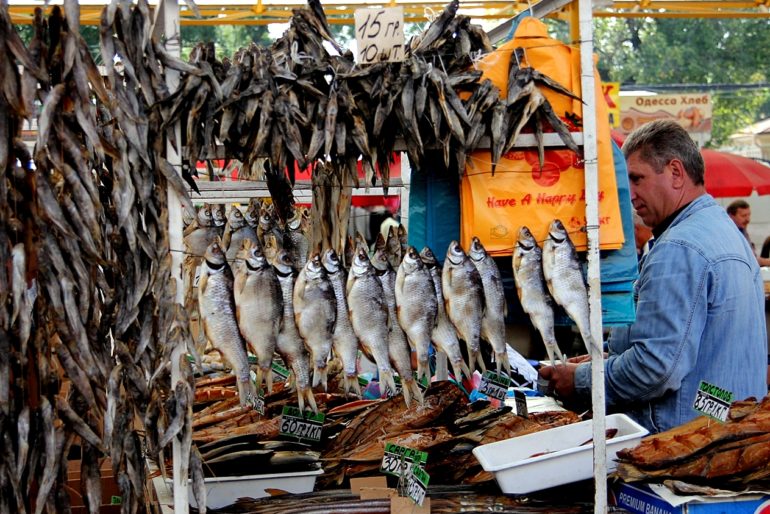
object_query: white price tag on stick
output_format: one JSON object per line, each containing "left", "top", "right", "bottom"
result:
{"left": 354, "top": 7, "right": 405, "bottom": 64}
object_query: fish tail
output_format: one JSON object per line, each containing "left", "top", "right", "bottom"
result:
{"left": 408, "top": 380, "right": 424, "bottom": 406}
{"left": 380, "top": 370, "right": 397, "bottom": 399}
{"left": 236, "top": 377, "right": 256, "bottom": 407}
{"left": 312, "top": 365, "right": 328, "bottom": 391}
{"left": 416, "top": 360, "right": 430, "bottom": 383}
{"left": 495, "top": 351, "right": 511, "bottom": 375}
{"left": 265, "top": 368, "right": 274, "bottom": 394}
{"left": 453, "top": 359, "right": 472, "bottom": 382}
{"left": 304, "top": 388, "right": 318, "bottom": 414}
{"left": 401, "top": 379, "right": 412, "bottom": 407}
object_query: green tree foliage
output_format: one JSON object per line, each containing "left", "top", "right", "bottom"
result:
{"left": 180, "top": 25, "right": 271, "bottom": 59}
{"left": 593, "top": 17, "right": 770, "bottom": 146}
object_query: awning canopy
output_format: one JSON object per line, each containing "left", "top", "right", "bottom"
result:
{"left": 7, "top": 0, "right": 770, "bottom": 26}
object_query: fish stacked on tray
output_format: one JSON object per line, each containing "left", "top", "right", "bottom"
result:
{"left": 189, "top": 376, "right": 580, "bottom": 487}
{"left": 195, "top": 218, "right": 542, "bottom": 412}
{"left": 615, "top": 397, "right": 770, "bottom": 489}
{"left": 513, "top": 219, "right": 596, "bottom": 364}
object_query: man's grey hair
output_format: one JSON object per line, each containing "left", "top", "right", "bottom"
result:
{"left": 622, "top": 120, "right": 705, "bottom": 186}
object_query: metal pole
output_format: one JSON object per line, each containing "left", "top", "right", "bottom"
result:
{"left": 576, "top": 1, "right": 608, "bottom": 513}
{"left": 161, "top": 0, "right": 189, "bottom": 511}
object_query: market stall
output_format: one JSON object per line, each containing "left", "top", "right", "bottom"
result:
{"left": 3, "top": 1, "right": 769, "bottom": 514}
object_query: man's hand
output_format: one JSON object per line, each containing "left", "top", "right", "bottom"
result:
{"left": 539, "top": 363, "right": 579, "bottom": 400}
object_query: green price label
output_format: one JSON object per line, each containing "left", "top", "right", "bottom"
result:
{"left": 406, "top": 464, "right": 430, "bottom": 506}
{"left": 380, "top": 442, "right": 428, "bottom": 477}
{"left": 279, "top": 405, "right": 325, "bottom": 442}
{"left": 415, "top": 373, "right": 429, "bottom": 392}
{"left": 271, "top": 362, "right": 290, "bottom": 380}
{"left": 693, "top": 380, "right": 733, "bottom": 422}
{"left": 479, "top": 371, "right": 511, "bottom": 401}
{"left": 110, "top": 496, "right": 122, "bottom": 505}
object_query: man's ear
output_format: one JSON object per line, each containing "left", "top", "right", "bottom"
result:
{"left": 669, "top": 158, "right": 687, "bottom": 188}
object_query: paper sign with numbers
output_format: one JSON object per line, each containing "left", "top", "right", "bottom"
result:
{"left": 380, "top": 442, "right": 428, "bottom": 477}
{"left": 693, "top": 380, "right": 733, "bottom": 422}
{"left": 479, "top": 371, "right": 511, "bottom": 401}
{"left": 279, "top": 406, "right": 325, "bottom": 442}
{"left": 354, "top": 7, "right": 405, "bottom": 64}
{"left": 407, "top": 464, "right": 430, "bottom": 506}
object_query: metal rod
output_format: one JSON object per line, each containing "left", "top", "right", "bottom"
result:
{"left": 576, "top": 1, "right": 608, "bottom": 512}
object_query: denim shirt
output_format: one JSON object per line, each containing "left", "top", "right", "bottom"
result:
{"left": 574, "top": 194, "right": 767, "bottom": 433}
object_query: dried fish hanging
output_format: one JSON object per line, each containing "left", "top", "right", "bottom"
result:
{"left": 0, "top": 0, "right": 198, "bottom": 512}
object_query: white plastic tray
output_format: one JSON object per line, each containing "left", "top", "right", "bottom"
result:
{"left": 166, "top": 468, "right": 324, "bottom": 509}
{"left": 472, "top": 413, "right": 648, "bottom": 495}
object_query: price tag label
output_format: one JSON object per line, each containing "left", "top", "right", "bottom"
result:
{"left": 279, "top": 405, "right": 325, "bottom": 442}
{"left": 354, "top": 7, "right": 405, "bottom": 64}
{"left": 406, "top": 464, "right": 430, "bottom": 506}
{"left": 380, "top": 442, "right": 428, "bottom": 477}
{"left": 271, "top": 361, "right": 290, "bottom": 381}
{"left": 246, "top": 391, "right": 265, "bottom": 415}
{"left": 513, "top": 390, "right": 528, "bottom": 418}
{"left": 693, "top": 380, "right": 733, "bottom": 422}
{"left": 386, "top": 374, "right": 403, "bottom": 398}
{"left": 415, "top": 373, "right": 429, "bottom": 393}
{"left": 479, "top": 371, "right": 511, "bottom": 401}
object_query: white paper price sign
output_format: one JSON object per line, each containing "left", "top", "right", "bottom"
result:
{"left": 380, "top": 442, "right": 428, "bottom": 477}
{"left": 479, "top": 371, "right": 511, "bottom": 401}
{"left": 246, "top": 391, "right": 265, "bottom": 415}
{"left": 386, "top": 374, "right": 403, "bottom": 398}
{"left": 354, "top": 7, "right": 405, "bottom": 64}
{"left": 406, "top": 464, "right": 430, "bottom": 506}
{"left": 693, "top": 380, "right": 733, "bottom": 422}
{"left": 279, "top": 406, "right": 325, "bottom": 442}
{"left": 513, "top": 390, "right": 528, "bottom": 418}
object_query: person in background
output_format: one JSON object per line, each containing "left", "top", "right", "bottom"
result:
{"left": 761, "top": 235, "right": 770, "bottom": 260}
{"left": 539, "top": 120, "right": 767, "bottom": 433}
{"left": 378, "top": 210, "right": 400, "bottom": 241}
{"left": 727, "top": 199, "right": 770, "bottom": 267}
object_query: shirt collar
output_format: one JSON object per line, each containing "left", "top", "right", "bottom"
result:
{"left": 651, "top": 201, "right": 693, "bottom": 240}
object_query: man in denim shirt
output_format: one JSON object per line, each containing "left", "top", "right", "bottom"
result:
{"left": 540, "top": 120, "right": 767, "bottom": 433}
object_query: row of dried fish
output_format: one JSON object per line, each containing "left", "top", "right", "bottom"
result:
{"left": 166, "top": 0, "right": 582, "bottom": 223}
{"left": 197, "top": 220, "right": 538, "bottom": 414}
{"left": 0, "top": 0, "right": 204, "bottom": 512}
{"left": 513, "top": 220, "right": 596, "bottom": 363}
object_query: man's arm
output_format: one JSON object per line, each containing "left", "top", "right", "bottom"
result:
{"left": 572, "top": 240, "right": 710, "bottom": 405}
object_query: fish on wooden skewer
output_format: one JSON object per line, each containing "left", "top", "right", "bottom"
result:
{"left": 346, "top": 246, "right": 397, "bottom": 397}
{"left": 542, "top": 220, "right": 598, "bottom": 354}
{"left": 371, "top": 237, "right": 422, "bottom": 406}
{"left": 442, "top": 241, "right": 486, "bottom": 374}
{"left": 395, "top": 246, "right": 438, "bottom": 384}
{"left": 198, "top": 240, "right": 256, "bottom": 406}
{"left": 234, "top": 239, "right": 282, "bottom": 395}
{"left": 322, "top": 249, "right": 361, "bottom": 397}
{"left": 274, "top": 250, "right": 318, "bottom": 413}
{"left": 513, "top": 226, "right": 566, "bottom": 365}
{"left": 294, "top": 252, "right": 336, "bottom": 391}
{"left": 419, "top": 247, "right": 472, "bottom": 382}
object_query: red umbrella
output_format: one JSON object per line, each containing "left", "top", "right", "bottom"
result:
{"left": 610, "top": 130, "right": 770, "bottom": 197}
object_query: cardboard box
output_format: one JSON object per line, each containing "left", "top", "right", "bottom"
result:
{"left": 611, "top": 481, "right": 770, "bottom": 514}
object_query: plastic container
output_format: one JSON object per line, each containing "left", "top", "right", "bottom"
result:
{"left": 472, "top": 413, "right": 648, "bottom": 494}
{"left": 166, "top": 469, "right": 324, "bottom": 509}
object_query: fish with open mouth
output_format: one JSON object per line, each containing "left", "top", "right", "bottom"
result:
{"left": 322, "top": 248, "right": 360, "bottom": 396}
{"left": 198, "top": 240, "right": 256, "bottom": 406}
{"left": 346, "top": 246, "right": 397, "bottom": 397}
{"left": 513, "top": 226, "right": 566, "bottom": 364}
{"left": 542, "top": 219, "right": 596, "bottom": 354}
{"left": 234, "top": 239, "right": 282, "bottom": 394}
{"left": 442, "top": 241, "right": 486, "bottom": 374}
{"left": 293, "top": 252, "right": 336, "bottom": 391}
